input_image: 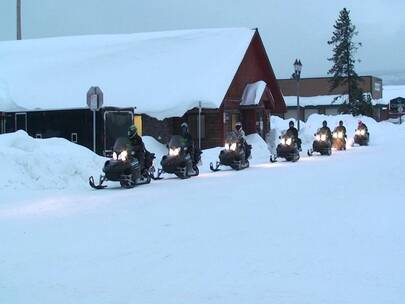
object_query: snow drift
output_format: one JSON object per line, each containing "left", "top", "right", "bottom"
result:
{"left": 0, "top": 131, "right": 106, "bottom": 190}
{"left": 0, "top": 131, "right": 173, "bottom": 191}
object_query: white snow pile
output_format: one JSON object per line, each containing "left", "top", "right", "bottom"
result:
{"left": 143, "top": 135, "right": 168, "bottom": 166}
{"left": 0, "top": 28, "right": 255, "bottom": 118}
{"left": 0, "top": 131, "right": 106, "bottom": 190}
{"left": 0, "top": 132, "right": 171, "bottom": 191}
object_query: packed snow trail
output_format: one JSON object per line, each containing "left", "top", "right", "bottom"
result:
{"left": 1, "top": 128, "right": 405, "bottom": 304}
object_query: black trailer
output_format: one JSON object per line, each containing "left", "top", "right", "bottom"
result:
{"left": 3, "top": 107, "right": 134, "bottom": 156}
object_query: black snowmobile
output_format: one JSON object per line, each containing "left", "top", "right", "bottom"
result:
{"left": 270, "top": 133, "right": 300, "bottom": 162}
{"left": 210, "top": 132, "right": 251, "bottom": 171}
{"left": 89, "top": 137, "right": 155, "bottom": 189}
{"left": 308, "top": 131, "right": 332, "bottom": 156}
{"left": 156, "top": 135, "right": 202, "bottom": 179}
{"left": 332, "top": 129, "right": 346, "bottom": 151}
{"left": 354, "top": 128, "right": 369, "bottom": 146}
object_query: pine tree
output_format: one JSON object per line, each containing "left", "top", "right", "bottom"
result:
{"left": 328, "top": 8, "right": 372, "bottom": 116}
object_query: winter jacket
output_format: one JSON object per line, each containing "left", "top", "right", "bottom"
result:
{"left": 180, "top": 132, "right": 194, "bottom": 155}
{"left": 235, "top": 129, "right": 246, "bottom": 142}
{"left": 320, "top": 126, "right": 332, "bottom": 141}
{"left": 128, "top": 134, "right": 146, "bottom": 168}
{"left": 334, "top": 126, "right": 347, "bottom": 137}
{"left": 286, "top": 127, "right": 299, "bottom": 140}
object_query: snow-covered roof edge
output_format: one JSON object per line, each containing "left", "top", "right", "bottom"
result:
{"left": 0, "top": 28, "right": 257, "bottom": 119}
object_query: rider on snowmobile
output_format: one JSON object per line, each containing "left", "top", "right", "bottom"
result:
{"left": 319, "top": 120, "right": 332, "bottom": 142}
{"left": 334, "top": 120, "right": 347, "bottom": 138}
{"left": 128, "top": 124, "right": 146, "bottom": 172}
{"left": 286, "top": 120, "right": 302, "bottom": 151}
{"left": 357, "top": 120, "right": 368, "bottom": 132}
{"left": 235, "top": 122, "right": 251, "bottom": 159}
{"left": 179, "top": 122, "right": 195, "bottom": 162}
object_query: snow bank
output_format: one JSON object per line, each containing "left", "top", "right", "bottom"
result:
{"left": 0, "top": 131, "right": 105, "bottom": 190}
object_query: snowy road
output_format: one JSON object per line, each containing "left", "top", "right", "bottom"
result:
{"left": 1, "top": 124, "right": 405, "bottom": 303}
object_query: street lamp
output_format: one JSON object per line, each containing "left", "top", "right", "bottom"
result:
{"left": 292, "top": 59, "right": 302, "bottom": 130}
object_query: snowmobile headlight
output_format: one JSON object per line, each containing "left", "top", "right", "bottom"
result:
{"left": 169, "top": 147, "right": 181, "bottom": 156}
{"left": 280, "top": 138, "right": 286, "bottom": 145}
{"left": 355, "top": 130, "right": 361, "bottom": 136}
{"left": 333, "top": 132, "right": 338, "bottom": 139}
{"left": 321, "top": 134, "right": 327, "bottom": 141}
{"left": 112, "top": 152, "right": 118, "bottom": 160}
{"left": 316, "top": 134, "right": 321, "bottom": 141}
{"left": 360, "top": 129, "right": 366, "bottom": 136}
{"left": 338, "top": 132, "right": 344, "bottom": 139}
{"left": 225, "top": 143, "right": 230, "bottom": 150}
{"left": 118, "top": 150, "right": 128, "bottom": 161}
{"left": 286, "top": 137, "right": 292, "bottom": 145}
{"left": 230, "top": 143, "right": 237, "bottom": 151}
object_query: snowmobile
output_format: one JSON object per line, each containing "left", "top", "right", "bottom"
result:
{"left": 270, "top": 133, "right": 300, "bottom": 162}
{"left": 354, "top": 128, "right": 369, "bottom": 146}
{"left": 332, "top": 130, "right": 346, "bottom": 151}
{"left": 210, "top": 132, "right": 251, "bottom": 171}
{"left": 308, "top": 131, "right": 332, "bottom": 156}
{"left": 156, "top": 135, "right": 202, "bottom": 179}
{"left": 89, "top": 137, "right": 155, "bottom": 189}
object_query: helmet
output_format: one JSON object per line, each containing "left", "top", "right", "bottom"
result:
{"left": 322, "top": 120, "right": 327, "bottom": 127}
{"left": 235, "top": 122, "right": 242, "bottom": 130}
{"left": 339, "top": 120, "right": 343, "bottom": 126}
{"left": 128, "top": 125, "right": 137, "bottom": 139}
{"left": 289, "top": 120, "right": 294, "bottom": 127}
{"left": 358, "top": 120, "right": 363, "bottom": 125}
{"left": 180, "top": 122, "right": 189, "bottom": 136}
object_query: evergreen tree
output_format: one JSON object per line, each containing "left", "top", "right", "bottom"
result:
{"left": 328, "top": 8, "right": 372, "bottom": 116}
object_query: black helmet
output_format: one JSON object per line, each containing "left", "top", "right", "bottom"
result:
{"left": 322, "top": 120, "right": 327, "bottom": 127}
{"left": 339, "top": 120, "right": 343, "bottom": 126}
{"left": 128, "top": 125, "right": 137, "bottom": 139}
{"left": 289, "top": 120, "right": 294, "bottom": 127}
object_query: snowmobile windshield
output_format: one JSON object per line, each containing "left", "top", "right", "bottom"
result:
{"left": 113, "top": 137, "right": 130, "bottom": 153}
{"left": 224, "top": 132, "right": 239, "bottom": 144}
{"left": 168, "top": 135, "right": 185, "bottom": 149}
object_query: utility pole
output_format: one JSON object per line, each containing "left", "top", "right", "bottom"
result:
{"left": 17, "top": 0, "right": 22, "bottom": 40}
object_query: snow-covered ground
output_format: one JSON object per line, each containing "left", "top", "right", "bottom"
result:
{"left": 1, "top": 115, "right": 405, "bottom": 304}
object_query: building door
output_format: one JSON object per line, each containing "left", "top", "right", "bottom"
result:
{"left": 15, "top": 112, "right": 27, "bottom": 131}
{"left": 104, "top": 111, "right": 133, "bottom": 156}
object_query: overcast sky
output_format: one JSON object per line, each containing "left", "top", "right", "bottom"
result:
{"left": 1, "top": 0, "right": 404, "bottom": 82}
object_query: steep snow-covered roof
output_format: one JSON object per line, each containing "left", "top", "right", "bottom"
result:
{"left": 0, "top": 28, "right": 256, "bottom": 119}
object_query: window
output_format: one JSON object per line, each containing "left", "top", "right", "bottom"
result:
{"left": 35, "top": 133, "right": 42, "bottom": 139}
{"left": 71, "top": 133, "right": 78, "bottom": 143}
